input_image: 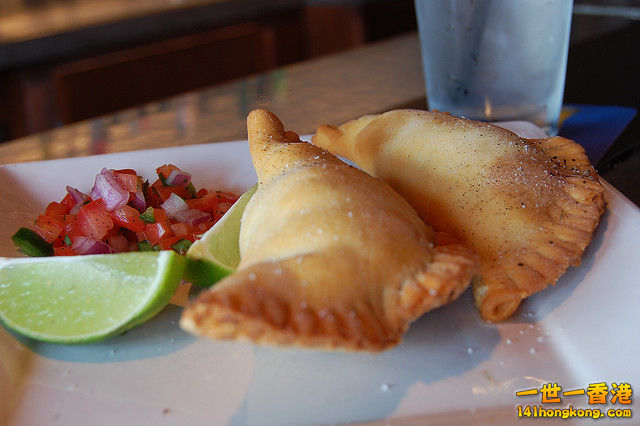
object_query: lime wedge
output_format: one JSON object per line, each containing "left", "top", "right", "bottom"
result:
{"left": 185, "top": 183, "right": 257, "bottom": 287}
{"left": 0, "top": 251, "right": 185, "bottom": 344}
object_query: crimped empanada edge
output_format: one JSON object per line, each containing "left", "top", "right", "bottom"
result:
{"left": 473, "top": 136, "right": 606, "bottom": 322}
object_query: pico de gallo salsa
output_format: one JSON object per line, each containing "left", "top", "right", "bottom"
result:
{"left": 12, "top": 164, "right": 238, "bottom": 257}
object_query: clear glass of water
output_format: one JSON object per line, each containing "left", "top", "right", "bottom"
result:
{"left": 415, "top": 0, "right": 573, "bottom": 136}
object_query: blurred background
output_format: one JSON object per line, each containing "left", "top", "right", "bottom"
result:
{"left": 0, "top": 0, "right": 638, "bottom": 143}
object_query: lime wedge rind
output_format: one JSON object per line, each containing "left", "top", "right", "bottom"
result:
{"left": 0, "top": 251, "right": 185, "bottom": 344}
{"left": 117, "top": 251, "right": 186, "bottom": 330}
{"left": 185, "top": 183, "right": 257, "bottom": 287}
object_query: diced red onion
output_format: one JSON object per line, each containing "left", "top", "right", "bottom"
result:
{"left": 66, "top": 186, "right": 90, "bottom": 215}
{"left": 66, "top": 186, "right": 89, "bottom": 204}
{"left": 174, "top": 209, "right": 211, "bottom": 226}
{"left": 91, "top": 169, "right": 129, "bottom": 211}
{"left": 165, "top": 170, "right": 191, "bottom": 187}
{"left": 72, "top": 236, "right": 114, "bottom": 255}
{"left": 90, "top": 185, "right": 101, "bottom": 201}
{"left": 129, "top": 187, "right": 146, "bottom": 213}
{"left": 161, "top": 193, "right": 189, "bottom": 218}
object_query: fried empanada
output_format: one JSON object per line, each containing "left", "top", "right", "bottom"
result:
{"left": 180, "top": 109, "right": 476, "bottom": 351}
{"left": 313, "top": 109, "right": 605, "bottom": 322}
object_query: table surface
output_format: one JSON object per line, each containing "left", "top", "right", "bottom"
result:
{"left": 0, "top": 32, "right": 638, "bottom": 206}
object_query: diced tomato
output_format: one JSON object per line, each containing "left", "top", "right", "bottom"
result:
{"left": 107, "top": 234, "right": 129, "bottom": 252}
{"left": 64, "top": 220, "right": 82, "bottom": 244}
{"left": 189, "top": 191, "right": 237, "bottom": 216}
{"left": 156, "top": 164, "right": 180, "bottom": 181}
{"left": 59, "top": 215, "right": 75, "bottom": 226}
{"left": 212, "top": 193, "right": 237, "bottom": 220}
{"left": 143, "top": 222, "right": 172, "bottom": 245}
{"left": 143, "top": 209, "right": 172, "bottom": 244}
{"left": 115, "top": 172, "right": 138, "bottom": 192}
{"left": 193, "top": 220, "right": 215, "bottom": 235}
{"left": 120, "top": 228, "right": 140, "bottom": 243}
{"left": 60, "top": 193, "right": 76, "bottom": 211}
{"left": 144, "top": 179, "right": 163, "bottom": 208}
{"left": 34, "top": 214, "right": 65, "bottom": 244}
{"left": 154, "top": 185, "right": 192, "bottom": 202}
{"left": 75, "top": 199, "right": 114, "bottom": 240}
{"left": 181, "top": 233, "right": 196, "bottom": 243}
{"left": 186, "top": 193, "right": 216, "bottom": 213}
{"left": 45, "top": 201, "right": 69, "bottom": 217}
{"left": 214, "top": 191, "right": 239, "bottom": 204}
{"left": 170, "top": 222, "right": 194, "bottom": 238}
{"left": 211, "top": 208, "right": 226, "bottom": 222}
{"left": 215, "top": 201, "right": 234, "bottom": 217}
{"left": 54, "top": 246, "right": 77, "bottom": 256}
{"left": 110, "top": 205, "right": 145, "bottom": 232}
{"left": 158, "top": 235, "right": 182, "bottom": 251}
{"left": 54, "top": 216, "right": 76, "bottom": 245}
{"left": 152, "top": 208, "right": 168, "bottom": 224}
{"left": 21, "top": 163, "right": 237, "bottom": 258}
{"left": 115, "top": 168, "right": 137, "bottom": 175}
{"left": 104, "top": 224, "right": 122, "bottom": 239}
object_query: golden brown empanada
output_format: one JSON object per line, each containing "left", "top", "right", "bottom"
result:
{"left": 313, "top": 109, "right": 606, "bottom": 322}
{"left": 180, "top": 109, "right": 476, "bottom": 351}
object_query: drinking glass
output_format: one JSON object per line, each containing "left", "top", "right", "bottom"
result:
{"left": 415, "top": 0, "right": 573, "bottom": 135}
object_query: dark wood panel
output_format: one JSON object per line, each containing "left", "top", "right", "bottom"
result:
{"left": 305, "top": 5, "right": 365, "bottom": 57}
{"left": 52, "top": 22, "right": 278, "bottom": 123}
{"left": 304, "top": 0, "right": 415, "bottom": 58}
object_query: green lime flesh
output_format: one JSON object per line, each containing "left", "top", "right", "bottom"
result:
{"left": 185, "top": 183, "right": 257, "bottom": 287}
{"left": 0, "top": 251, "right": 185, "bottom": 344}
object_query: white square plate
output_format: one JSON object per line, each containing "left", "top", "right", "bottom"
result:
{"left": 0, "top": 139, "right": 638, "bottom": 425}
